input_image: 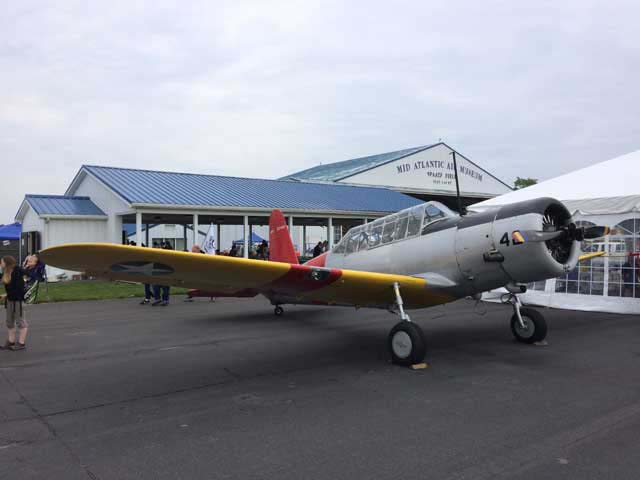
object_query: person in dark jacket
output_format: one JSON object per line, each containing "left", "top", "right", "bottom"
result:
{"left": 312, "top": 241, "right": 323, "bottom": 258}
{"left": 152, "top": 241, "right": 172, "bottom": 306}
{"left": 1, "top": 256, "right": 28, "bottom": 351}
{"left": 257, "top": 240, "right": 269, "bottom": 260}
{"left": 140, "top": 243, "right": 159, "bottom": 305}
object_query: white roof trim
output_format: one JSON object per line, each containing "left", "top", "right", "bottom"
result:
{"left": 15, "top": 199, "right": 32, "bottom": 222}
{"left": 130, "top": 202, "right": 397, "bottom": 217}
{"left": 66, "top": 167, "right": 132, "bottom": 207}
{"left": 42, "top": 215, "right": 108, "bottom": 221}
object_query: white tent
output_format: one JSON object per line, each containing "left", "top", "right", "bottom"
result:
{"left": 474, "top": 149, "right": 640, "bottom": 211}
{"left": 475, "top": 150, "right": 640, "bottom": 314}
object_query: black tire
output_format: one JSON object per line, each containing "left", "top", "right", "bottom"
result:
{"left": 510, "top": 307, "right": 547, "bottom": 344}
{"left": 274, "top": 306, "right": 284, "bottom": 316}
{"left": 388, "top": 321, "right": 427, "bottom": 366}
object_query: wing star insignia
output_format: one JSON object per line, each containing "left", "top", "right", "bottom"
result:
{"left": 110, "top": 261, "right": 174, "bottom": 276}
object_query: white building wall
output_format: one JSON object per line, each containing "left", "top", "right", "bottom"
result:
{"left": 72, "top": 173, "right": 129, "bottom": 243}
{"left": 45, "top": 219, "right": 108, "bottom": 279}
{"left": 47, "top": 219, "right": 107, "bottom": 245}
{"left": 343, "top": 144, "right": 511, "bottom": 197}
{"left": 18, "top": 207, "right": 45, "bottom": 262}
{"left": 20, "top": 207, "right": 43, "bottom": 234}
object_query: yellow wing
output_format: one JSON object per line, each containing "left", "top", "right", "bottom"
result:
{"left": 40, "top": 243, "right": 454, "bottom": 309}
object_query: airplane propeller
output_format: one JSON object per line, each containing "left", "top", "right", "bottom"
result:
{"left": 517, "top": 224, "right": 609, "bottom": 244}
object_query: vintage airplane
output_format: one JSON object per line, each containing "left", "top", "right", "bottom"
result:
{"left": 40, "top": 197, "right": 607, "bottom": 366}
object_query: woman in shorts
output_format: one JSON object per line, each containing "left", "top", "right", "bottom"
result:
{"left": 1, "top": 256, "right": 28, "bottom": 351}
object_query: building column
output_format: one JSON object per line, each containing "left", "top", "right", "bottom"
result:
{"left": 603, "top": 232, "right": 610, "bottom": 297}
{"left": 288, "top": 216, "right": 294, "bottom": 252}
{"left": 328, "top": 217, "right": 334, "bottom": 249}
{"left": 135, "top": 211, "right": 142, "bottom": 246}
{"left": 363, "top": 218, "right": 368, "bottom": 224}
{"left": 183, "top": 224, "right": 187, "bottom": 251}
{"left": 145, "top": 223, "right": 150, "bottom": 247}
{"left": 113, "top": 214, "right": 123, "bottom": 245}
{"left": 302, "top": 225, "right": 307, "bottom": 256}
{"left": 243, "top": 215, "right": 249, "bottom": 258}
{"left": 192, "top": 213, "right": 199, "bottom": 248}
{"left": 217, "top": 224, "right": 221, "bottom": 252}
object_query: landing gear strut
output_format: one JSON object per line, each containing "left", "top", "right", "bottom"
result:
{"left": 388, "top": 282, "right": 426, "bottom": 366}
{"left": 503, "top": 293, "right": 547, "bottom": 344}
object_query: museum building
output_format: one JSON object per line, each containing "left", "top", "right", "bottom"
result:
{"left": 14, "top": 143, "right": 511, "bottom": 278}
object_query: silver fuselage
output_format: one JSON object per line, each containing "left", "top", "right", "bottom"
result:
{"left": 326, "top": 198, "right": 580, "bottom": 300}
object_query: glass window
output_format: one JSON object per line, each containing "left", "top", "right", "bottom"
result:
{"left": 422, "top": 204, "right": 448, "bottom": 234}
{"left": 333, "top": 239, "right": 346, "bottom": 254}
{"left": 382, "top": 215, "right": 398, "bottom": 244}
{"left": 357, "top": 225, "right": 370, "bottom": 252}
{"left": 554, "top": 215, "right": 640, "bottom": 299}
{"left": 345, "top": 228, "right": 361, "bottom": 255}
{"left": 609, "top": 282, "right": 622, "bottom": 297}
{"left": 407, "top": 206, "right": 424, "bottom": 237}
{"left": 394, "top": 213, "right": 409, "bottom": 241}
{"left": 425, "top": 204, "right": 446, "bottom": 223}
{"left": 368, "top": 220, "right": 384, "bottom": 248}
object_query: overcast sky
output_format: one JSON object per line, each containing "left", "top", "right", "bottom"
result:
{"left": 2, "top": 0, "right": 639, "bottom": 222}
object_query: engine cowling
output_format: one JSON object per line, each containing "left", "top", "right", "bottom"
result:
{"left": 490, "top": 198, "right": 580, "bottom": 284}
{"left": 455, "top": 198, "right": 581, "bottom": 294}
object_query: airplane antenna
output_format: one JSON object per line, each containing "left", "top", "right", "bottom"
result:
{"left": 450, "top": 150, "right": 466, "bottom": 216}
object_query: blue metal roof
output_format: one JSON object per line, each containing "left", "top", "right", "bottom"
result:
{"left": 81, "top": 165, "right": 422, "bottom": 213}
{"left": 25, "top": 195, "right": 106, "bottom": 216}
{"left": 280, "top": 144, "right": 438, "bottom": 182}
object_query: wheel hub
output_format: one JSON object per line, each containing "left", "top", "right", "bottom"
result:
{"left": 515, "top": 317, "right": 535, "bottom": 339}
{"left": 391, "top": 331, "right": 413, "bottom": 359}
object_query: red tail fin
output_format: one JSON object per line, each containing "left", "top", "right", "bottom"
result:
{"left": 269, "top": 209, "right": 299, "bottom": 264}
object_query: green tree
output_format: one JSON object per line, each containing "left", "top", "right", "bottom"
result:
{"left": 514, "top": 177, "right": 538, "bottom": 190}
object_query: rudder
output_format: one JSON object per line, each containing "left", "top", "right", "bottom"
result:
{"left": 269, "top": 209, "right": 299, "bottom": 264}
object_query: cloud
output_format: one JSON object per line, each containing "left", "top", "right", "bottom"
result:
{"left": 1, "top": 0, "right": 640, "bottom": 221}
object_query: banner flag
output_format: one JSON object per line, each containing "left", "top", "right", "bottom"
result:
{"left": 203, "top": 223, "right": 216, "bottom": 255}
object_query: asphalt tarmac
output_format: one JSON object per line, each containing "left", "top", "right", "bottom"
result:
{"left": 1, "top": 295, "right": 640, "bottom": 480}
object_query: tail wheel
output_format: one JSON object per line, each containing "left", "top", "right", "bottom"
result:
{"left": 388, "top": 322, "right": 427, "bottom": 366}
{"left": 274, "top": 306, "right": 284, "bottom": 316}
{"left": 510, "top": 307, "right": 547, "bottom": 343}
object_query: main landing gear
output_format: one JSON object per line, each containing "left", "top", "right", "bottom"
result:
{"left": 504, "top": 293, "right": 547, "bottom": 344}
{"left": 388, "top": 282, "right": 427, "bottom": 366}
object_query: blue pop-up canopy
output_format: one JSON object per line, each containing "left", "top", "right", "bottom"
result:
{"left": 0, "top": 222, "right": 21, "bottom": 241}
{"left": 233, "top": 232, "right": 266, "bottom": 245}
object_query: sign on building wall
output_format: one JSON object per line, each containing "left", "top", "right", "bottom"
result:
{"left": 341, "top": 144, "right": 511, "bottom": 197}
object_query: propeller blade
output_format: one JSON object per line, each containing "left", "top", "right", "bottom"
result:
{"left": 579, "top": 251, "right": 606, "bottom": 262}
{"left": 518, "top": 229, "right": 565, "bottom": 243}
{"left": 582, "top": 226, "right": 610, "bottom": 239}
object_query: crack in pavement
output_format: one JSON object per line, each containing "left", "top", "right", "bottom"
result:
{"left": 443, "top": 400, "right": 640, "bottom": 480}
{"left": 0, "top": 369, "right": 100, "bottom": 480}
